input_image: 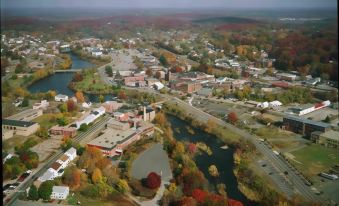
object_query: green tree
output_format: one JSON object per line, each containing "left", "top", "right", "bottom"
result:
{"left": 159, "top": 55, "right": 168, "bottom": 66}
{"left": 28, "top": 185, "right": 39, "bottom": 201}
{"left": 38, "top": 180, "right": 54, "bottom": 200}
{"left": 59, "top": 103, "right": 68, "bottom": 113}
{"left": 99, "top": 95, "right": 104, "bottom": 103}
{"left": 116, "top": 179, "right": 129, "bottom": 194}
{"left": 57, "top": 116, "right": 69, "bottom": 126}
{"left": 105, "top": 65, "right": 113, "bottom": 77}
{"left": 79, "top": 123, "right": 89, "bottom": 132}
{"left": 21, "top": 98, "right": 29, "bottom": 107}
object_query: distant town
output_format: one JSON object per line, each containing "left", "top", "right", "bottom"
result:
{"left": 1, "top": 5, "right": 338, "bottom": 206}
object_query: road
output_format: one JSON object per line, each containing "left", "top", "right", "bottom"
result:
{"left": 166, "top": 97, "right": 319, "bottom": 202}
{"left": 5, "top": 115, "right": 111, "bottom": 206}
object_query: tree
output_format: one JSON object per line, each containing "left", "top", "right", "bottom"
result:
{"left": 205, "top": 119, "right": 216, "bottom": 133}
{"left": 21, "top": 98, "right": 29, "bottom": 107}
{"left": 75, "top": 91, "right": 85, "bottom": 103}
{"left": 145, "top": 172, "right": 161, "bottom": 189}
{"left": 36, "top": 127, "right": 49, "bottom": 138}
{"left": 105, "top": 65, "right": 113, "bottom": 77}
{"left": 159, "top": 55, "right": 168, "bottom": 66}
{"left": 67, "top": 99, "right": 77, "bottom": 112}
{"left": 59, "top": 103, "right": 68, "bottom": 113}
{"left": 38, "top": 180, "right": 54, "bottom": 200}
{"left": 146, "top": 68, "right": 153, "bottom": 76}
{"left": 79, "top": 123, "right": 88, "bottom": 132}
{"left": 62, "top": 166, "right": 82, "bottom": 188}
{"left": 191, "top": 189, "right": 208, "bottom": 204}
{"left": 116, "top": 179, "right": 129, "bottom": 194}
{"left": 154, "top": 112, "right": 167, "bottom": 127}
{"left": 73, "top": 72, "right": 83, "bottom": 82}
{"left": 118, "top": 91, "right": 127, "bottom": 100}
{"left": 57, "top": 116, "right": 69, "bottom": 126}
{"left": 155, "top": 71, "right": 162, "bottom": 79}
{"left": 28, "top": 185, "right": 39, "bottom": 201}
{"left": 95, "top": 158, "right": 111, "bottom": 170}
{"left": 92, "top": 167, "right": 103, "bottom": 184}
{"left": 98, "top": 95, "right": 104, "bottom": 103}
{"left": 228, "top": 112, "right": 238, "bottom": 124}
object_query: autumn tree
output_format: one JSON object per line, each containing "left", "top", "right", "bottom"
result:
{"left": 145, "top": 172, "right": 161, "bottom": 189}
{"left": 205, "top": 119, "right": 216, "bottom": 133}
{"left": 73, "top": 72, "right": 83, "bottom": 82}
{"left": 146, "top": 68, "right": 153, "bottom": 76}
{"left": 95, "top": 157, "right": 111, "bottom": 170}
{"left": 118, "top": 90, "right": 127, "bottom": 100}
{"left": 154, "top": 111, "right": 167, "bottom": 127}
{"left": 92, "top": 167, "right": 103, "bottom": 184}
{"left": 75, "top": 91, "right": 85, "bottom": 103}
{"left": 191, "top": 189, "right": 208, "bottom": 204}
{"left": 62, "top": 166, "right": 82, "bottom": 188}
{"left": 155, "top": 71, "right": 162, "bottom": 79}
{"left": 228, "top": 112, "right": 238, "bottom": 124}
{"left": 67, "top": 99, "right": 77, "bottom": 112}
{"left": 116, "top": 179, "right": 129, "bottom": 193}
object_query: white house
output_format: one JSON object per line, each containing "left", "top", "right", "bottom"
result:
{"left": 38, "top": 168, "right": 58, "bottom": 182}
{"left": 91, "top": 49, "right": 103, "bottom": 57}
{"left": 50, "top": 186, "right": 69, "bottom": 200}
{"left": 152, "top": 82, "right": 164, "bottom": 90}
{"left": 64, "top": 147, "right": 77, "bottom": 161}
{"left": 55, "top": 94, "right": 69, "bottom": 102}
{"left": 33, "top": 100, "right": 49, "bottom": 110}
{"left": 269, "top": 101, "right": 282, "bottom": 107}
{"left": 3, "top": 153, "right": 14, "bottom": 163}
{"left": 56, "top": 155, "right": 71, "bottom": 169}
{"left": 257, "top": 102, "right": 269, "bottom": 108}
{"left": 82, "top": 102, "right": 92, "bottom": 108}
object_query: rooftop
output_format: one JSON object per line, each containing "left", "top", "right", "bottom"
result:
{"left": 2, "top": 119, "right": 37, "bottom": 127}
{"left": 87, "top": 128, "right": 137, "bottom": 150}
{"left": 52, "top": 186, "right": 69, "bottom": 194}
{"left": 320, "top": 130, "right": 339, "bottom": 141}
{"left": 284, "top": 115, "right": 331, "bottom": 128}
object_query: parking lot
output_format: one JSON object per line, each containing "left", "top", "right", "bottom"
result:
{"left": 31, "top": 135, "right": 63, "bottom": 161}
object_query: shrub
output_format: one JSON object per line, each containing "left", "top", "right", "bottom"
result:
{"left": 145, "top": 172, "right": 161, "bottom": 189}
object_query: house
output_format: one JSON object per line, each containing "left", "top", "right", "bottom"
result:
{"left": 32, "top": 100, "right": 49, "bottom": 110}
{"left": 38, "top": 168, "right": 58, "bottom": 182}
{"left": 55, "top": 94, "right": 69, "bottom": 102}
{"left": 269, "top": 101, "right": 282, "bottom": 107}
{"left": 91, "top": 49, "right": 103, "bottom": 57}
{"left": 56, "top": 154, "right": 71, "bottom": 169}
{"left": 2, "top": 119, "right": 40, "bottom": 137}
{"left": 257, "top": 102, "right": 269, "bottom": 108}
{"left": 152, "top": 82, "right": 164, "bottom": 90}
{"left": 59, "top": 44, "right": 71, "bottom": 53}
{"left": 51, "top": 186, "right": 69, "bottom": 200}
{"left": 49, "top": 125, "right": 77, "bottom": 137}
{"left": 283, "top": 116, "right": 331, "bottom": 137}
{"left": 82, "top": 102, "right": 92, "bottom": 108}
{"left": 3, "top": 153, "right": 14, "bottom": 163}
{"left": 124, "top": 75, "right": 146, "bottom": 87}
{"left": 64, "top": 147, "right": 77, "bottom": 161}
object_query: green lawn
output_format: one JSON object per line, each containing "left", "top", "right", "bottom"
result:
{"left": 69, "top": 192, "right": 135, "bottom": 206}
{"left": 254, "top": 127, "right": 294, "bottom": 139}
{"left": 32, "top": 113, "right": 64, "bottom": 129}
{"left": 74, "top": 73, "right": 111, "bottom": 93}
{"left": 291, "top": 144, "right": 339, "bottom": 177}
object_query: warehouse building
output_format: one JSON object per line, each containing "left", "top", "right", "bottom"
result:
{"left": 283, "top": 116, "right": 331, "bottom": 137}
{"left": 2, "top": 119, "right": 40, "bottom": 137}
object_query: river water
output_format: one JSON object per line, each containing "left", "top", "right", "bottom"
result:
{"left": 28, "top": 53, "right": 114, "bottom": 102}
{"left": 167, "top": 114, "right": 258, "bottom": 206}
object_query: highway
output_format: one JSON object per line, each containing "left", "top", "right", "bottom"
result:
{"left": 166, "top": 97, "right": 319, "bottom": 202}
{"left": 5, "top": 115, "right": 111, "bottom": 206}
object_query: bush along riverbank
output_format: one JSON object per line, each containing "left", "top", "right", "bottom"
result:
{"left": 153, "top": 111, "right": 244, "bottom": 206}
{"left": 161, "top": 102, "right": 316, "bottom": 206}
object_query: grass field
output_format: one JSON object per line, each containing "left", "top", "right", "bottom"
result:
{"left": 291, "top": 144, "right": 339, "bottom": 177}
{"left": 69, "top": 192, "right": 135, "bottom": 206}
{"left": 74, "top": 72, "right": 111, "bottom": 93}
{"left": 3, "top": 135, "right": 40, "bottom": 152}
{"left": 32, "top": 113, "right": 66, "bottom": 129}
{"left": 254, "top": 126, "right": 295, "bottom": 139}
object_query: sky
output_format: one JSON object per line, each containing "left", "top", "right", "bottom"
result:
{"left": 1, "top": 0, "right": 337, "bottom": 9}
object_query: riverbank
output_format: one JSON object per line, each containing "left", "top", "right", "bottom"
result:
{"left": 162, "top": 102, "right": 294, "bottom": 205}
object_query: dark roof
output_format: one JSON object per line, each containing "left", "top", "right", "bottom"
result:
{"left": 2, "top": 119, "right": 37, "bottom": 127}
{"left": 284, "top": 116, "right": 331, "bottom": 128}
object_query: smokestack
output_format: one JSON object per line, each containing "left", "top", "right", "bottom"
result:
{"left": 143, "top": 106, "right": 147, "bottom": 121}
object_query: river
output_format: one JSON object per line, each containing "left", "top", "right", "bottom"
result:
{"left": 28, "top": 53, "right": 114, "bottom": 102}
{"left": 167, "top": 114, "right": 258, "bottom": 206}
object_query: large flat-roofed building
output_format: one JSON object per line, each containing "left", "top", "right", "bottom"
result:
{"left": 7, "top": 109, "right": 43, "bottom": 121}
{"left": 321, "top": 130, "right": 339, "bottom": 149}
{"left": 2, "top": 119, "right": 40, "bottom": 137}
{"left": 107, "top": 118, "right": 130, "bottom": 130}
{"left": 283, "top": 116, "right": 331, "bottom": 136}
{"left": 87, "top": 121, "right": 154, "bottom": 156}
{"left": 49, "top": 125, "right": 77, "bottom": 137}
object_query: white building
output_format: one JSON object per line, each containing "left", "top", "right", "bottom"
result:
{"left": 82, "top": 102, "right": 92, "bottom": 108}
{"left": 32, "top": 100, "right": 49, "bottom": 110}
{"left": 38, "top": 168, "right": 58, "bottom": 182}
{"left": 269, "top": 101, "right": 282, "bottom": 107}
{"left": 152, "top": 82, "right": 164, "bottom": 90}
{"left": 55, "top": 94, "right": 69, "bottom": 102}
{"left": 64, "top": 147, "right": 77, "bottom": 161}
{"left": 257, "top": 102, "right": 269, "bottom": 108}
{"left": 51, "top": 186, "right": 69, "bottom": 200}
{"left": 74, "top": 107, "right": 105, "bottom": 129}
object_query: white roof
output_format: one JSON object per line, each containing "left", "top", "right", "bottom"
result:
{"left": 56, "top": 94, "right": 68, "bottom": 98}
{"left": 39, "top": 169, "right": 54, "bottom": 181}
{"left": 52, "top": 186, "right": 69, "bottom": 194}
{"left": 65, "top": 147, "right": 76, "bottom": 156}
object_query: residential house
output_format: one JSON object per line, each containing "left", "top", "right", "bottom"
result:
{"left": 55, "top": 94, "right": 69, "bottom": 102}
{"left": 51, "top": 186, "right": 69, "bottom": 200}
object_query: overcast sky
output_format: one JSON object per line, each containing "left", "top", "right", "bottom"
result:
{"left": 1, "top": 0, "right": 337, "bottom": 9}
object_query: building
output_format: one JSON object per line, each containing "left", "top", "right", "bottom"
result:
{"left": 113, "top": 112, "right": 129, "bottom": 122}
{"left": 102, "top": 101, "right": 122, "bottom": 113}
{"left": 321, "top": 130, "right": 339, "bottom": 149}
{"left": 7, "top": 109, "right": 43, "bottom": 121}
{"left": 49, "top": 125, "right": 77, "bottom": 137}
{"left": 141, "top": 107, "right": 155, "bottom": 122}
{"left": 82, "top": 102, "right": 92, "bottom": 108}
{"left": 283, "top": 116, "right": 331, "bottom": 136}
{"left": 152, "top": 82, "right": 164, "bottom": 90}
{"left": 38, "top": 168, "right": 58, "bottom": 182}
{"left": 107, "top": 118, "right": 130, "bottom": 130}
{"left": 295, "top": 101, "right": 331, "bottom": 116}
{"left": 51, "top": 186, "right": 69, "bottom": 200}
{"left": 55, "top": 94, "right": 69, "bottom": 102}
{"left": 87, "top": 120, "right": 154, "bottom": 156}
{"left": 2, "top": 119, "right": 40, "bottom": 137}
{"left": 32, "top": 100, "right": 49, "bottom": 110}
{"left": 170, "top": 80, "right": 202, "bottom": 93}
{"left": 276, "top": 73, "right": 297, "bottom": 81}
{"left": 74, "top": 107, "right": 105, "bottom": 129}
{"left": 56, "top": 154, "right": 71, "bottom": 169}
{"left": 64, "top": 147, "right": 77, "bottom": 161}
{"left": 124, "top": 75, "right": 146, "bottom": 87}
